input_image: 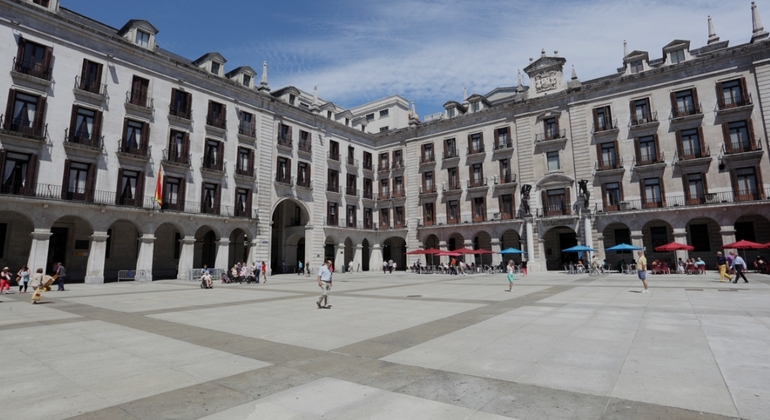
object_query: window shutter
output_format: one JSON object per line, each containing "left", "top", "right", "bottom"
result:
{"left": 214, "top": 183, "right": 221, "bottom": 214}
{"left": 68, "top": 105, "right": 78, "bottom": 139}
{"left": 115, "top": 168, "right": 124, "bottom": 205}
{"left": 0, "top": 150, "right": 5, "bottom": 190}
{"left": 61, "top": 159, "right": 71, "bottom": 199}
{"left": 93, "top": 110, "right": 103, "bottom": 143}
{"left": 730, "top": 169, "right": 739, "bottom": 197}
{"left": 701, "top": 171, "right": 709, "bottom": 197}
{"left": 207, "top": 101, "right": 213, "bottom": 119}
{"left": 287, "top": 158, "right": 292, "bottom": 182}
{"left": 592, "top": 109, "right": 599, "bottom": 131}
{"left": 95, "top": 63, "right": 103, "bottom": 89}
{"left": 42, "top": 47, "right": 53, "bottom": 74}
{"left": 659, "top": 177, "right": 666, "bottom": 207}
{"left": 600, "top": 183, "right": 607, "bottom": 207}
{"left": 178, "top": 177, "right": 187, "bottom": 211}
{"left": 135, "top": 170, "right": 145, "bottom": 207}
{"left": 715, "top": 82, "right": 723, "bottom": 104}
{"left": 444, "top": 139, "right": 448, "bottom": 155}
{"left": 246, "top": 188, "right": 253, "bottom": 215}
{"left": 121, "top": 119, "right": 129, "bottom": 150}
{"left": 221, "top": 104, "right": 227, "bottom": 127}
{"left": 618, "top": 181, "right": 625, "bottom": 202}
{"left": 4, "top": 90, "right": 16, "bottom": 129}
{"left": 696, "top": 127, "right": 705, "bottom": 156}
{"left": 692, "top": 88, "right": 700, "bottom": 110}
{"left": 634, "top": 138, "right": 641, "bottom": 163}
{"left": 653, "top": 134, "right": 660, "bottom": 161}
{"left": 467, "top": 134, "right": 472, "bottom": 152}
{"left": 200, "top": 183, "right": 206, "bottom": 213}
{"left": 170, "top": 88, "right": 177, "bottom": 110}
{"left": 747, "top": 118, "right": 756, "bottom": 150}
{"left": 185, "top": 92, "right": 192, "bottom": 117}
{"left": 639, "top": 180, "right": 646, "bottom": 204}
{"left": 182, "top": 132, "right": 190, "bottom": 159}
{"left": 80, "top": 59, "right": 88, "bottom": 84}
{"left": 721, "top": 122, "right": 731, "bottom": 152}
{"left": 669, "top": 91, "right": 677, "bottom": 115}
{"left": 757, "top": 167, "right": 765, "bottom": 199}
{"left": 34, "top": 95, "right": 46, "bottom": 133}
{"left": 540, "top": 190, "right": 547, "bottom": 213}
{"left": 26, "top": 153, "right": 38, "bottom": 196}
{"left": 565, "top": 188, "right": 571, "bottom": 214}
{"left": 287, "top": 126, "right": 293, "bottom": 143}
{"left": 675, "top": 130, "right": 683, "bottom": 157}
{"left": 739, "top": 78, "right": 748, "bottom": 100}
{"left": 682, "top": 173, "right": 690, "bottom": 201}
{"left": 248, "top": 148, "right": 254, "bottom": 175}
{"left": 217, "top": 141, "right": 224, "bottom": 168}
{"left": 606, "top": 107, "right": 612, "bottom": 122}
{"left": 16, "top": 38, "right": 26, "bottom": 63}
{"left": 141, "top": 121, "right": 150, "bottom": 150}
{"left": 85, "top": 162, "right": 96, "bottom": 202}
{"left": 629, "top": 100, "right": 635, "bottom": 122}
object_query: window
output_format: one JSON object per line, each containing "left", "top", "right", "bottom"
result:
{"left": 210, "top": 62, "right": 220, "bottom": 75}
{"left": 289, "top": 94, "right": 296, "bottom": 105}
{"left": 0, "top": 151, "right": 37, "bottom": 196}
{"left": 379, "top": 153, "right": 389, "bottom": 170}
{"left": 393, "top": 176, "right": 404, "bottom": 197}
{"left": 631, "top": 98, "right": 652, "bottom": 124}
{"left": 122, "top": 119, "right": 148, "bottom": 155}
{"left": 678, "top": 128, "right": 703, "bottom": 159}
{"left": 630, "top": 60, "right": 643, "bottom": 74}
{"left": 379, "top": 109, "right": 389, "bottom": 118}
{"left": 129, "top": 76, "right": 150, "bottom": 108}
{"left": 544, "top": 118, "right": 559, "bottom": 140}
{"left": 598, "top": 142, "right": 618, "bottom": 170}
{"left": 423, "top": 203, "right": 434, "bottom": 225}
{"left": 670, "top": 49, "right": 685, "bottom": 64}
{"left": 278, "top": 124, "right": 292, "bottom": 145}
{"left": 689, "top": 224, "right": 710, "bottom": 252}
{"left": 169, "top": 89, "right": 192, "bottom": 119}
{"left": 421, "top": 143, "right": 434, "bottom": 163}
{"left": 235, "top": 188, "right": 252, "bottom": 218}
{"left": 379, "top": 179, "right": 389, "bottom": 199}
{"left": 684, "top": 173, "right": 706, "bottom": 205}
{"left": 393, "top": 149, "right": 402, "bottom": 168}
{"left": 603, "top": 182, "right": 622, "bottom": 211}
{"left": 363, "top": 152, "right": 373, "bottom": 170}
{"left": 239, "top": 111, "right": 255, "bottom": 137}
{"left": 447, "top": 200, "right": 459, "bottom": 223}
{"left": 78, "top": 59, "right": 103, "bottom": 94}
{"left": 546, "top": 151, "right": 560, "bottom": 172}
{"left": 33, "top": 0, "right": 50, "bottom": 6}
{"left": 642, "top": 177, "right": 664, "bottom": 208}
{"left": 346, "top": 174, "right": 357, "bottom": 195}
{"left": 444, "top": 138, "right": 458, "bottom": 159}
{"left": 236, "top": 147, "right": 254, "bottom": 177}
{"left": 364, "top": 208, "right": 373, "bottom": 229}
{"left": 14, "top": 38, "right": 52, "bottom": 80}
{"left": 276, "top": 157, "right": 291, "bottom": 183}
{"left": 203, "top": 140, "right": 223, "bottom": 171}
{"left": 447, "top": 167, "right": 459, "bottom": 190}
{"left": 734, "top": 167, "right": 760, "bottom": 201}
{"left": 116, "top": 169, "right": 143, "bottom": 207}
{"left": 544, "top": 188, "right": 569, "bottom": 216}
{"left": 363, "top": 178, "right": 373, "bottom": 199}
{"left": 671, "top": 89, "right": 698, "bottom": 117}
{"left": 167, "top": 130, "right": 190, "bottom": 164}
{"left": 470, "top": 164, "right": 484, "bottom": 186}
{"left": 725, "top": 120, "right": 756, "bottom": 153}
{"left": 62, "top": 160, "right": 95, "bottom": 202}
{"left": 346, "top": 205, "right": 357, "bottom": 227}
{"left": 206, "top": 101, "right": 226, "bottom": 129}
{"left": 468, "top": 133, "right": 483, "bottom": 154}
{"left": 394, "top": 206, "right": 404, "bottom": 227}
{"left": 347, "top": 146, "right": 355, "bottom": 163}
{"left": 3, "top": 90, "right": 46, "bottom": 137}
{"left": 297, "top": 162, "right": 310, "bottom": 187}
{"left": 242, "top": 74, "right": 251, "bottom": 87}
{"left": 495, "top": 127, "right": 511, "bottom": 148}
{"left": 163, "top": 176, "right": 185, "bottom": 211}
{"left": 135, "top": 30, "right": 150, "bottom": 48}
{"left": 650, "top": 226, "right": 668, "bottom": 249}
{"left": 718, "top": 79, "right": 749, "bottom": 109}
{"left": 329, "top": 140, "right": 339, "bottom": 161}
{"left": 473, "top": 197, "right": 486, "bottom": 222}
{"left": 379, "top": 126, "right": 389, "bottom": 132}
{"left": 68, "top": 105, "right": 102, "bottom": 147}
{"left": 499, "top": 159, "right": 512, "bottom": 183}
{"left": 299, "top": 130, "right": 311, "bottom": 152}
{"left": 470, "top": 102, "right": 479, "bottom": 112}
{"left": 636, "top": 135, "right": 659, "bottom": 165}
{"left": 500, "top": 194, "right": 514, "bottom": 219}
{"left": 422, "top": 171, "right": 434, "bottom": 193}
{"left": 365, "top": 113, "right": 375, "bottom": 121}
{"left": 327, "top": 169, "right": 339, "bottom": 192}
{"left": 379, "top": 208, "right": 389, "bottom": 228}
{"left": 447, "top": 107, "right": 455, "bottom": 118}
{"left": 201, "top": 183, "right": 220, "bottom": 214}
{"left": 593, "top": 106, "right": 613, "bottom": 131}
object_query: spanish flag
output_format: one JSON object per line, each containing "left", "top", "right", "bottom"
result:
{"left": 154, "top": 167, "right": 163, "bottom": 206}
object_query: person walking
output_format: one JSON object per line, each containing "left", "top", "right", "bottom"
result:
{"left": 305, "top": 261, "right": 310, "bottom": 277}
{"left": 506, "top": 260, "right": 515, "bottom": 291}
{"left": 261, "top": 261, "right": 267, "bottom": 283}
{"left": 382, "top": 260, "right": 387, "bottom": 274}
{"left": 297, "top": 261, "right": 303, "bottom": 276}
{"left": 0, "top": 267, "right": 12, "bottom": 294}
{"left": 17, "top": 265, "right": 30, "bottom": 293}
{"left": 731, "top": 251, "right": 749, "bottom": 283}
{"left": 316, "top": 259, "right": 333, "bottom": 309}
{"left": 637, "top": 250, "right": 649, "bottom": 293}
{"left": 521, "top": 258, "right": 528, "bottom": 275}
{"left": 30, "top": 268, "right": 45, "bottom": 304}
{"left": 716, "top": 251, "right": 732, "bottom": 282}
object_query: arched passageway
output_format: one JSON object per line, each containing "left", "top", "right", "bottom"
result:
{"left": 271, "top": 199, "right": 309, "bottom": 274}
{"left": 542, "top": 226, "right": 577, "bottom": 270}
{"left": 382, "top": 237, "right": 406, "bottom": 270}
{"left": 153, "top": 222, "right": 181, "bottom": 279}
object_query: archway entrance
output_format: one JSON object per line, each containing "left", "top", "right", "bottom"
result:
{"left": 542, "top": 226, "right": 577, "bottom": 270}
{"left": 382, "top": 237, "right": 406, "bottom": 270}
{"left": 153, "top": 222, "right": 181, "bottom": 279}
{"left": 104, "top": 220, "right": 140, "bottom": 281}
{"left": 229, "top": 228, "right": 250, "bottom": 267}
{"left": 194, "top": 226, "right": 217, "bottom": 268}
{"left": 424, "top": 234, "right": 439, "bottom": 266}
{"left": 344, "top": 237, "right": 354, "bottom": 272}
{"left": 48, "top": 215, "right": 94, "bottom": 279}
{"left": 0, "top": 211, "right": 34, "bottom": 272}
{"left": 473, "top": 231, "right": 492, "bottom": 266}
{"left": 361, "top": 239, "right": 370, "bottom": 271}
{"left": 271, "top": 199, "right": 309, "bottom": 275}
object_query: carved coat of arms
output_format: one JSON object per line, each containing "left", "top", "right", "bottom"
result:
{"left": 534, "top": 71, "right": 558, "bottom": 93}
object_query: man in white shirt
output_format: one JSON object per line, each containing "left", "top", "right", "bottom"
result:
{"left": 317, "top": 260, "right": 333, "bottom": 308}
{"left": 730, "top": 251, "right": 749, "bottom": 283}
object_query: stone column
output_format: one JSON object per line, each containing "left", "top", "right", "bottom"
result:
{"left": 720, "top": 226, "right": 736, "bottom": 252}
{"left": 27, "top": 229, "right": 52, "bottom": 272}
{"left": 583, "top": 216, "right": 593, "bottom": 250}
{"left": 335, "top": 243, "right": 345, "bottom": 273}
{"left": 84, "top": 231, "right": 109, "bottom": 284}
{"left": 490, "top": 238, "right": 502, "bottom": 266}
{"left": 177, "top": 238, "right": 196, "bottom": 280}
{"left": 353, "top": 244, "right": 363, "bottom": 272}
{"left": 370, "top": 243, "right": 383, "bottom": 273}
{"left": 631, "top": 230, "right": 645, "bottom": 250}
{"left": 135, "top": 234, "right": 155, "bottom": 282}
{"left": 525, "top": 219, "right": 537, "bottom": 272}
{"left": 672, "top": 228, "right": 689, "bottom": 262}
{"left": 214, "top": 239, "right": 230, "bottom": 270}
{"left": 439, "top": 240, "right": 448, "bottom": 265}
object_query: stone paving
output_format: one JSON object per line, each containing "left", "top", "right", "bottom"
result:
{"left": 1, "top": 269, "right": 769, "bottom": 420}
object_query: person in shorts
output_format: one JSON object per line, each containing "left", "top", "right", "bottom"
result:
{"left": 637, "top": 250, "right": 649, "bottom": 293}
{"left": 506, "top": 260, "right": 515, "bottom": 291}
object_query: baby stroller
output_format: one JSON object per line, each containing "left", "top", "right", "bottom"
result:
{"left": 221, "top": 272, "right": 231, "bottom": 284}
{"left": 201, "top": 273, "right": 213, "bottom": 289}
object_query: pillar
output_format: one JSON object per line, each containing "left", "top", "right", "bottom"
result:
{"left": 720, "top": 226, "right": 737, "bottom": 253}
{"left": 135, "top": 234, "right": 155, "bottom": 282}
{"left": 525, "top": 219, "right": 538, "bottom": 272}
{"left": 491, "top": 238, "right": 502, "bottom": 266}
{"left": 672, "top": 228, "right": 689, "bottom": 262}
{"left": 27, "top": 229, "right": 52, "bottom": 272}
{"left": 439, "top": 240, "right": 448, "bottom": 265}
{"left": 84, "top": 231, "right": 109, "bottom": 284}
{"left": 214, "top": 239, "right": 230, "bottom": 270}
{"left": 370, "top": 243, "right": 383, "bottom": 273}
{"left": 583, "top": 216, "right": 593, "bottom": 250}
{"left": 335, "top": 243, "right": 345, "bottom": 272}
{"left": 631, "top": 230, "right": 644, "bottom": 250}
{"left": 177, "top": 238, "right": 196, "bottom": 280}
{"left": 353, "top": 244, "right": 362, "bottom": 272}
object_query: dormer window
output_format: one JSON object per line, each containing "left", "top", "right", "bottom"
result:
{"left": 135, "top": 30, "right": 150, "bottom": 48}
{"left": 447, "top": 108, "right": 455, "bottom": 118}
{"left": 33, "top": 0, "right": 50, "bottom": 6}
{"left": 630, "top": 60, "right": 643, "bottom": 74}
{"left": 289, "top": 94, "right": 296, "bottom": 105}
{"left": 366, "top": 113, "right": 375, "bottom": 121}
{"left": 210, "top": 62, "right": 220, "bottom": 75}
{"left": 470, "top": 102, "right": 479, "bottom": 112}
{"left": 243, "top": 74, "right": 251, "bottom": 87}
{"left": 670, "top": 49, "right": 685, "bottom": 64}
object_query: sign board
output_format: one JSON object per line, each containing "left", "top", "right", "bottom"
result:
{"left": 262, "top": 240, "right": 269, "bottom": 245}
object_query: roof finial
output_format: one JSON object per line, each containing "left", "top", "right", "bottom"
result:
{"left": 623, "top": 40, "right": 628, "bottom": 57}
{"left": 463, "top": 86, "right": 468, "bottom": 101}
{"left": 258, "top": 61, "right": 270, "bottom": 92}
{"left": 516, "top": 69, "right": 524, "bottom": 93}
{"left": 313, "top": 86, "right": 318, "bottom": 105}
{"left": 541, "top": 48, "right": 546, "bottom": 58}
{"left": 707, "top": 15, "right": 720, "bottom": 44}
{"left": 571, "top": 65, "right": 578, "bottom": 80}
{"left": 751, "top": 2, "right": 769, "bottom": 43}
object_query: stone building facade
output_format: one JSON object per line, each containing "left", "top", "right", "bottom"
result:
{"left": 0, "top": 0, "right": 768, "bottom": 281}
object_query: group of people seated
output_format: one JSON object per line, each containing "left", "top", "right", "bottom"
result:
{"left": 754, "top": 256, "right": 769, "bottom": 274}
{"left": 224, "top": 261, "right": 264, "bottom": 284}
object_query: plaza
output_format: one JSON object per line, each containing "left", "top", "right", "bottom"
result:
{"left": 1, "top": 270, "right": 769, "bottom": 420}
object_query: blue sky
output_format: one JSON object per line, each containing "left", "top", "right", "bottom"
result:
{"left": 65, "top": 0, "right": 763, "bottom": 117}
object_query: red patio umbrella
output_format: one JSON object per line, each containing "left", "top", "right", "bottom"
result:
{"left": 423, "top": 248, "right": 442, "bottom": 255}
{"left": 655, "top": 242, "right": 695, "bottom": 252}
{"left": 437, "top": 251, "right": 462, "bottom": 257}
{"left": 722, "top": 240, "right": 766, "bottom": 249}
{"left": 455, "top": 248, "right": 477, "bottom": 254}
{"left": 474, "top": 249, "right": 494, "bottom": 254}
{"left": 406, "top": 249, "right": 427, "bottom": 255}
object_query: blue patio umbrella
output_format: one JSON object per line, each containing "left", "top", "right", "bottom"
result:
{"left": 605, "top": 243, "right": 643, "bottom": 252}
{"left": 498, "top": 247, "right": 526, "bottom": 254}
{"left": 561, "top": 245, "right": 597, "bottom": 253}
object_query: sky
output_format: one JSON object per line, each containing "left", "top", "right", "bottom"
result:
{"left": 63, "top": 0, "right": 764, "bottom": 117}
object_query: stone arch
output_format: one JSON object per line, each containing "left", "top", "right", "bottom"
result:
{"left": 641, "top": 219, "right": 674, "bottom": 259}
{"left": 447, "top": 232, "right": 464, "bottom": 251}
{"left": 153, "top": 222, "right": 182, "bottom": 280}
{"left": 422, "top": 234, "right": 440, "bottom": 266}
{"left": 542, "top": 225, "right": 577, "bottom": 270}
{"left": 382, "top": 236, "right": 406, "bottom": 270}
{"left": 602, "top": 222, "right": 632, "bottom": 267}
{"left": 733, "top": 214, "right": 770, "bottom": 262}
{"left": 343, "top": 237, "right": 354, "bottom": 272}
{"left": 0, "top": 210, "right": 34, "bottom": 271}
{"left": 48, "top": 215, "right": 95, "bottom": 280}
{"left": 500, "top": 229, "right": 521, "bottom": 250}
{"left": 194, "top": 225, "right": 218, "bottom": 268}
{"left": 361, "top": 238, "right": 370, "bottom": 271}
{"left": 103, "top": 219, "right": 142, "bottom": 281}
{"left": 271, "top": 198, "right": 310, "bottom": 275}
{"left": 229, "top": 228, "right": 251, "bottom": 268}
{"left": 324, "top": 235, "right": 337, "bottom": 264}
{"left": 473, "top": 231, "right": 492, "bottom": 266}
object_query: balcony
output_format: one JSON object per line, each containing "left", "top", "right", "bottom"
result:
{"left": 275, "top": 174, "right": 293, "bottom": 186}
{"left": 276, "top": 136, "right": 292, "bottom": 152}
{"left": 443, "top": 182, "right": 462, "bottom": 194}
{"left": 494, "top": 139, "right": 514, "bottom": 151}
{"left": 297, "top": 141, "right": 312, "bottom": 156}
{"left": 724, "top": 139, "right": 762, "bottom": 155}
{"left": 592, "top": 119, "right": 619, "bottom": 134}
{"left": 629, "top": 111, "right": 659, "bottom": 129}
{"left": 116, "top": 139, "right": 150, "bottom": 161}
{"left": 670, "top": 103, "right": 703, "bottom": 121}
{"left": 391, "top": 158, "right": 404, "bottom": 170}
{"left": 64, "top": 129, "right": 103, "bottom": 152}
{"left": 597, "top": 190, "right": 769, "bottom": 214}
{"left": 325, "top": 216, "right": 339, "bottom": 227}
{"left": 466, "top": 177, "right": 488, "bottom": 190}
{"left": 493, "top": 173, "right": 518, "bottom": 190}
{"left": 234, "top": 164, "right": 255, "bottom": 180}
{"left": 168, "top": 105, "right": 192, "bottom": 122}
{"left": 717, "top": 93, "right": 753, "bottom": 113}
{"left": 595, "top": 157, "right": 624, "bottom": 172}
{"left": 295, "top": 177, "right": 313, "bottom": 190}
{"left": 633, "top": 152, "right": 665, "bottom": 167}
{"left": 200, "top": 156, "right": 225, "bottom": 175}
{"left": 162, "top": 149, "right": 191, "bottom": 169}
{"left": 420, "top": 185, "right": 437, "bottom": 195}
{"left": 734, "top": 189, "right": 765, "bottom": 202}
{"left": 467, "top": 145, "right": 485, "bottom": 156}
{"left": 377, "top": 164, "right": 390, "bottom": 173}
{"left": 362, "top": 189, "right": 374, "bottom": 200}
{"left": 346, "top": 156, "right": 359, "bottom": 169}
{"left": 377, "top": 191, "right": 390, "bottom": 200}
{"left": 345, "top": 187, "right": 359, "bottom": 197}
{"left": 327, "top": 151, "right": 340, "bottom": 162}
{"left": 125, "top": 90, "right": 154, "bottom": 116}
{"left": 442, "top": 150, "right": 460, "bottom": 162}
{"left": 675, "top": 146, "right": 711, "bottom": 169}
{"left": 359, "top": 220, "right": 375, "bottom": 230}
{"left": 73, "top": 76, "right": 107, "bottom": 102}
{"left": 0, "top": 114, "right": 47, "bottom": 142}
{"left": 11, "top": 57, "right": 52, "bottom": 87}
{"left": 542, "top": 203, "right": 571, "bottom": 217}
{"left": 237, "top": 122, "right": 256, "bottom": 139}
{"left": 326, "top": 184, "right": 341, "bottom": 194}
{"left": 535, "top": 129, "right": 567, "bottom": 143}
{"left": 419, "top": 154, "right": 435, "bottom": 165}
{"left": 362, "top": 160, "right": 373, "bottom": 171}
{"left": 391, "top": 187, "right": 405, "bottom": 198}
